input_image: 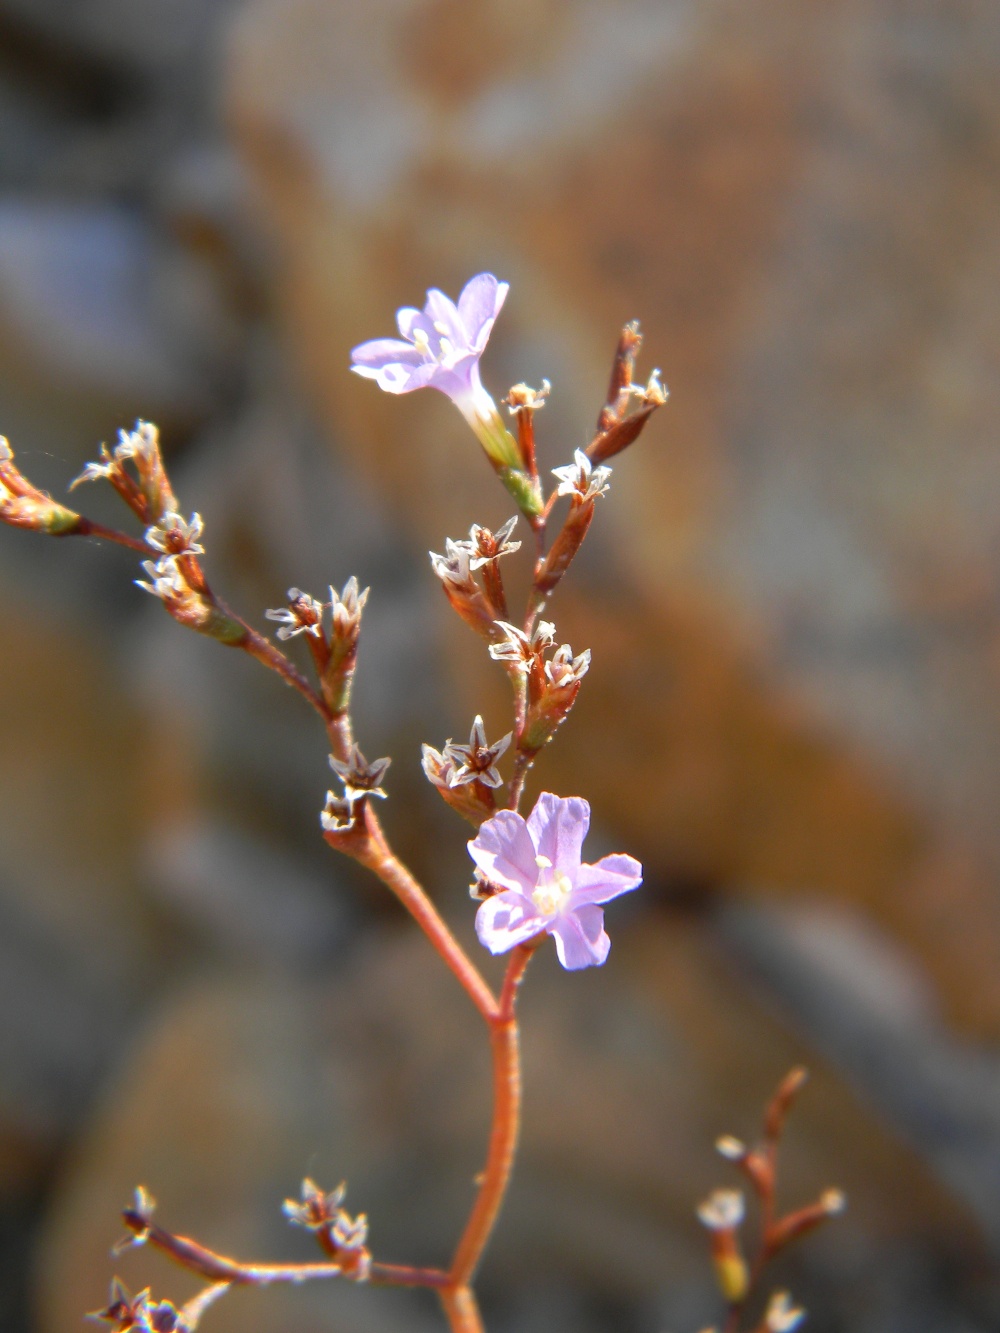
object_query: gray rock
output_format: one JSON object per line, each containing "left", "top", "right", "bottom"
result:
{"left": 0, "top": 200, "right": 232, "bottom": 422}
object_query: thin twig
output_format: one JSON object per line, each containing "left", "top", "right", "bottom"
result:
{"left": 449, "top": 945, "right": 533, "bottom": 1288}
{"left": 72, "top": 518, "right": 155, "bottom": 554}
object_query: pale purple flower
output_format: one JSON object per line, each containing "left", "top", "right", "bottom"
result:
{"left": 351, "top": 273, "right": 506, "bottom": 405}
{"left": 469, "top": 792, "right": 642, "bottom": 969}
{"left": 351, "top": 274, "right": 523, "bottom": 473}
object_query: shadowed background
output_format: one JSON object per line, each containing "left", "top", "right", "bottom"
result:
{"left": 1, "top": 1, "right": 999, "bottom": 1330}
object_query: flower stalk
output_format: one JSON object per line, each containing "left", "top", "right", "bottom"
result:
{"left": 2, "top": 273, "right": 671, "bottom": 1333}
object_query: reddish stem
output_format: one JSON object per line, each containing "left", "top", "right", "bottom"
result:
{"left": 507, "top": 752, "right": 535, "bottom": 812}
{"left": 72, "top": 518, "right": 155, "bottom": 554}
{"left": 127, "top": 1212, "right": 449, "bottom": 1290}
{"left": 448, "top": 945, "right": 533, "bottom": 1290}
{"left": 439, "top": 1285, "right": 486, "bottom": 1332}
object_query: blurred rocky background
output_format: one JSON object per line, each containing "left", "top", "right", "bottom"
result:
{"left": 0, "top": 0, "right": 999, "bottom": 1330}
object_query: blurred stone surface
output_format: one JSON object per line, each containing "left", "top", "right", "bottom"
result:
{"left": 0, "top": 0, "right": 236, "bottom": 74}
{"left": 0, "top": 587, "right": 159, "bottom": 1200}
{"left": 228, "top": 0, "right": 1000, "bottom": 1038}
{"left": 0, "top": 200, "right": 238, "bottom": 431}
{"left": 0, "top": 0, "right": 997, "bottom": 1330}
{"left": 37, "top": 920, "right": 993, "bottom": 1333}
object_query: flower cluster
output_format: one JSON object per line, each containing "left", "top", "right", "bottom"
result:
{"left": 73, "top": 421, "right": 178, "bottom": 525}
{"left": 283, "top": 1178, "right": 371, "bottom": 1281}
{"left": 488, "top": 620, "right": 591, "bottom": 756}
{"left": 91, "top": 1281, "right": 190, "bottom": 1333}
{"left": 0, "top": 268, "right": 707, "bottom": 1333}
{"left": 695, "top": 1069, "right": 845, "bottom": 1330}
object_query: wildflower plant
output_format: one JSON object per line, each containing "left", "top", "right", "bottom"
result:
{"left": 696, "top": 1070, "right": 846, "bottom": 1333}
{"left": 0, "top": 273, "right": 838, "bottom": 1331}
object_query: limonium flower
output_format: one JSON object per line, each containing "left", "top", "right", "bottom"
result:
{"left": 351, "top": 274, "right": 542, "bottom": 515}
{"left": 468, "top": 792, "right": 642, "bottom": 969}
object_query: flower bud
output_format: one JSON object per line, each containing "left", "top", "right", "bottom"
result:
{"left": 764, "top": 1066, "right": 809, "bottom": 1142}
{"left": 519, "top": 643, "right": 591, "bottom": 755}
{"left": 136, "top": 556, "right": 245, "bottom": 644}
{"left": 505, "top": 379, "right": 549, "bottom": 481}
{"left": 763, "top": 1291, "right": 807, "bottom": 1332}
{"left": 697, "top": 1190, "right": 749, "bottom": 1304}
{"left": 282, "top": 1178, "right": 371, "bottom": 1282}
{"left": 767, "top": 1189, "right": 845, "bottom": 1254}
{"left": 597, "top": 321, "right": 643, "bottom": 432}
{"left": 322, "top": 577, "right": 370, "bottom": 713}
{"left": 116, "top": 421, "right": 177, "bottom": 524}
{"left": 430, "top": 541, "right": 502, "bottom": 641}
{"left": 587, "top": 369, "right": 668, "bottom": 465}
{"left": 0, "top": 438, "right": 81, "bottom": 535}
{"left": 422, "top": 743, "right": 498, "bottom": 825}
{"left": 535, "top": 452, "right": 610, "bottom": 596}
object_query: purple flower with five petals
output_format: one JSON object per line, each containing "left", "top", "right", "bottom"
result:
{"left": 469, "top": 792, "right": 642, "bottom": 969}
{"left": 351, "top": 274, "right": 526, "bottom": 478}
{"left": 351, "top": 273, "right": 506, "bottom": 403}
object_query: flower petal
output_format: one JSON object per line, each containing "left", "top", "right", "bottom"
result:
{"left": 550, "top": 906, "right": 610, "bottom": 969}
{"left": 350, "top": 337, "right": 424, "bottom": 370}
{"left": 423, "top": 288, "right": 466, "bottom": 345}
{"left": 457, "top": 274, "right": 508, "bottom": 350}
{"left": 353, "top": 359, "right": 439, "bottom": 395}
{"left": 526, "top": 793, "right": 590, "bottom": 875}
{"left": 427, "top": 355, "right": 482, "bottom": 403}
{"left": 396, "top": 306, "right": 424, "bottom": 340}
{"left": 476, "top": 892, "right": 544, "bottom": 955}
{"left": 468, "top": 810, "right": 539, "bottom": 894}
{"left": 572, "top": 853, "right": 643, "bottom": 906}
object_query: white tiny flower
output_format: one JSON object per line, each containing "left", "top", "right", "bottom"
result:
{"left": 115, "top": 420, "right": 159, "bottom": 464}
{"left": 429, "top": 539, "right": 474, "bottom": 588}
{"left": 552, "top": 449, "right": 612, "bottom": 502}
{"left": 442, "top": 715, "right": 512, "bottom": 788}
{"left": 454, "top": 517, "right": 522, "bottom": 570}
{"left": 136, "top": 556, "right": 185, "bottom": 602}
{"left": 330, "top": 576, "right": 370, "bottom": 635}
{"left": 764, "top": 1291, "right": 806, "bottom": 1332}
{"left": 145, "top": 510, "right": 205, "bottom": 557}
{"left": 632, "top": 367, "right": 668, "bottom": 407}
{"left": 715, "top": 1135, "right": 747, "bottom": 1161}
{"left": 421, "top": 743, "right": 452, "bottom": 790}
{"left": 331, "top": 1210, "right": 369, "bottom": 1250}
{"left": 697, "top": 1189, "right": 745, "bottom": 1232}
{"left": 489, "top": 620, "right": 557, "bottom": 672}
{"left": 505, "top": 379, "right": 550, "bottom": 414}
{"left": 329, "top": 745, "right": 391, "bottom": 805}
{"left": 69, "top": 446, "right": 117, "bottom": 490}
{"left": 320, "top": 792, "right": 356, "bottom": 833}
{"left": 544, "top": 643, "right": 591, "bottom": 687}
{"left": 265, "top": 587, "right": 324, "bottom": 639}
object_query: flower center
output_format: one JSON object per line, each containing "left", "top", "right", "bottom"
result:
{"left": 531, "top": 855, "right": 573, "bottom": 917}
